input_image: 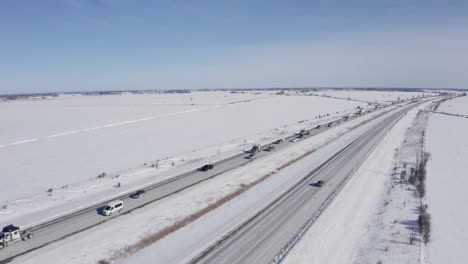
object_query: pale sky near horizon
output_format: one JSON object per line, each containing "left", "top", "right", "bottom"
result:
{"left": 1, "top": 0, "right": 468, "bottom": 94}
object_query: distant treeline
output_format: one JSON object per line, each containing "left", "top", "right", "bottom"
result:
{"left": 2, "top": 87, "right": 467, "bottom": 101}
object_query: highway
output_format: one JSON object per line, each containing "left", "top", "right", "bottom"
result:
{"left": 0, "top": 103, "right": 384, "bottom": 263}
{"left": 188, "top": 104, "right": 415, "bottom": 264}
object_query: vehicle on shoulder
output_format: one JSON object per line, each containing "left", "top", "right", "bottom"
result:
{"left": 326, "top": 122, "right": 332, "bottom": 127}
{"left": 289, "top": 138, "right": 298, "bottom": 142}
{"left": 315, "top": 124, "right": 321, "bottom": 129}
{"left": 130, "top": 190, "right": 146, "bottom": 199}
{"left": 102, "top": 200, "right": 124, "bottom": 216}
{"left": 200, "top": 164, "right": 214, "bottom": 171}
{"left": 315, "top": 180, "right": 326, "bottom": 187}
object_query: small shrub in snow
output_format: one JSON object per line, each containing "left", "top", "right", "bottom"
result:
{"left": 97, "top": 172, "right": 106, "bottom": 179}
{"left": 97, "top": 260, "right": 110, "bottom": 264}
{"left": 115, "top": 182, "right": 121, "bottom": 188}
{"left": 47, "top": 188, "right": 53, "bottom": 193}
{"left": 400, "top": 170, "right": 407, "bottom": 181}
{"left": 408, "top": 175, "right": 417, "bottom": 185}
{"left": 2, "top": 204, "right": 7, "bottom": 210}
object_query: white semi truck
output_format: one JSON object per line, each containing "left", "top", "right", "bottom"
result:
{"left": 0, "top": 225, "right": 34, "bottom": 250}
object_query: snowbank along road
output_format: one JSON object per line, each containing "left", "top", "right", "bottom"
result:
{"left": 188, "top": 103, "right": 418, "bottom": 264}
{"left": 0, "top": 104, "right": 380, "bottom": 263}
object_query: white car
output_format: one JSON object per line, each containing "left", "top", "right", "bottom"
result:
{"left": 289, "top": 138, "right": 298, "bottom": 142}
{"left": 102, "top": 200, "right": 123, "bottom": 216}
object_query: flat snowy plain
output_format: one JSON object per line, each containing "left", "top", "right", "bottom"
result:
{"left": 426, "top": 96, "right": 468, "bottom": 263}
{"left": 310, "top": 90, "right": 432, "bottom": 102}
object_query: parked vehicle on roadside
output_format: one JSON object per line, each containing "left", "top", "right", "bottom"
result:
{"left": 290, "top": 138, "right": 298, "bottom": 142}
{"left": 130, "top": 190, "right": 146, "bottom": 199}
{"left": 102, "top": 200, "right": 124, "bottom": 216}
{"left": 0, "top": 225, "right": 34, "bottom": 250}
{"left": 200, "top": 164, "right": 214, "bottom": 171}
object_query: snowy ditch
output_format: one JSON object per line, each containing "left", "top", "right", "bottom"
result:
{"left": 351, "top": 97, "right": 456, "bottom": 264}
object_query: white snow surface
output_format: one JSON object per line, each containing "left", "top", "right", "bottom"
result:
{"left": 282, "top": 102, "right": 430, "bottom": 264}
{"left": 310, "top": 90, "right": 433, "bottom": 103}
{"left": 0, "top": 92, "right": 362, "bottom": 203}
{"left": 426, "top": 96, "right": 468, "bottom": 264}
{"left": 10, "top": 101, "right": 398, "bottom": 264}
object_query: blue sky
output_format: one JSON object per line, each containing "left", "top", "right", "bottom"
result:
{"left": 1, "top": 0, "right": 468, "bottom": 94}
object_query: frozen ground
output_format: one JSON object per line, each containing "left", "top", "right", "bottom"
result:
{"left": 282, "top": 101, "right": 432, "bottom": 264}
{"left": 310, "top": 90, "right": 434, "bottom": 103}
{"left": 0, "top": 91, "right": 363, "bottom": 203}
{"left": 425, "top": 96, "right": 468, "bottom": 264}
{"left": 9, "top": 101, "right": 400, "bottom": 264}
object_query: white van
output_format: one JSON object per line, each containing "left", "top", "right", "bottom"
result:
{"left": 102, "top": 200, "right": 123, "bottom": 216}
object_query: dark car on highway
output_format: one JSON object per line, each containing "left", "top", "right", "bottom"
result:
{"left": 131, "top": 190, "right": 146, "bottom": 198}
{"left": 316, "top": 180, "right": 326, "bottom": 187}
{"left": 200, "top": 164, "right": 214, "bottom": 171}
{"left": 263, "top": 145, "right": 275, "bottom": 152}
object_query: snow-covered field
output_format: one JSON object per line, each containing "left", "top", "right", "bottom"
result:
{"left": 0, "top": 91, "right": 363, "bottom": 203}
{"left": 426, "top": 96, "right": 468, "bottom": 264}
{"left": 310, "top": 90, "right": 433, "bottom": 103}
{"left": 282, "top": 101, "right": 432, "bottom": 264}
